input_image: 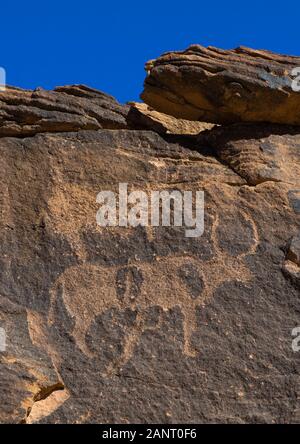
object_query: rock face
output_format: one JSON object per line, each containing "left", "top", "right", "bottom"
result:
{"left": 0, "top": 85, "right": 129, "bottom": 137}
{"left": 0, "top": 46, "right": 300, "bottom": 424}
{"left": 127, "top": 102, "right": 214, "bottom": 134}
{"left": 142, "top": 45, "right": 300, "bottom": 125}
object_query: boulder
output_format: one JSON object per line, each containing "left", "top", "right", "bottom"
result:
{"left": 141, "top": 45, "right": 300, "bottom": 125}
{"left": 127, "top": 102, "right": 214, "bottom": 134}
{"left": 0, "top": 84, "right": 129, "bottom": 137}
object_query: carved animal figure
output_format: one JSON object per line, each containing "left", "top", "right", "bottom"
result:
{"left": 48, "top": 256, "right": 206, "bottom": 360}
{"left": 48, "top": 249, "right": 253, "bottom": 377}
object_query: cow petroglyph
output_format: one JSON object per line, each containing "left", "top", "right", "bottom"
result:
{"left": 48, "top": 256, "right": 206, "bottom": 359}
{"left": 48, "top": 245, "right": 254, "bottom": 374}
{"left": 47, "top": 181, "right": 259, "bottom": 375}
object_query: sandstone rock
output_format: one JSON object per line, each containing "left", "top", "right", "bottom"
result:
{"left": 283, "top": 235, "right": 300, "bottom": 289}
{"left": 287, "top": 235, "right": 300, "bottom": 266}
{"left": 0, "top": 85, "right": 129, "bottom": 137}
{"left": 141, "top": 45, "right": 300, "bottom": 125}
{"left": 127, "top": 102, "right": 214, "bottom": 134}
{"left": 0, "top": 79, "right": 300, "bottom": 424}
{"left": 0, "top": 65, "right": 300, "bottom": 423}
{"left": 0, "top": 296, "right": 64, "bottom": 423}
{"left": 201, "top": 122, "right": 300, "bottom": 186}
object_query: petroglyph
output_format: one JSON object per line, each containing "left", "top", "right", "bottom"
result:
{"left": 48, "top": 213, "right": 256, "bottom": 374}
{"left": 46, "top": 180, "right": 259, "bottom": 375}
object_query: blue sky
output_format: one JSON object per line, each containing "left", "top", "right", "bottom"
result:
{"left": 1, "top": 1, "right": 299, "bottom": 103}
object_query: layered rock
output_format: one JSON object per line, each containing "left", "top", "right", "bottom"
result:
{"left": 0, "top": 46, "right": 300, "bottom": 424}
{"left": 202, "top": 122, "right": 300, "bottom": 185}
{"left": 0, "top": 84, "right": 129, "bottom": 137}
{"left": 142, "top": 45, "right": 300, "bottom": 125}
{"left": 127, "top": 102, "right": 214, "bottom": 134}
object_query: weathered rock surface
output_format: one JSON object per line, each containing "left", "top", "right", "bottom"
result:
{"left": 127, "top": 102, "right": 214, "bottom": 134}
{"left": 0, "top": 85, "right": 129, "bottom": 137}
{"left": 203, "top": 123, "right": 300, "bottom": 186}
{"left": 287, "top": 236, "right": 300, "bottom": 266}
{"left": 0, "top": 296, "right": 65, "bottom": 423}
{"left": 142, "top": 45, "right": 300, "bottom": 125}
{"left": 283, "top": 235, "right": 300, "bottom": 290}
{"left": 0, "top": 60, "right": 300, "bottom": 423}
